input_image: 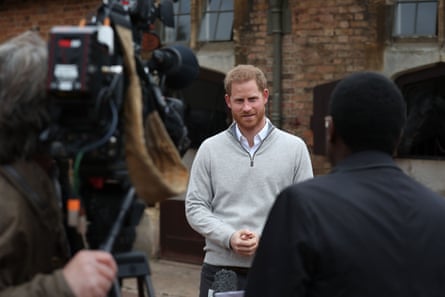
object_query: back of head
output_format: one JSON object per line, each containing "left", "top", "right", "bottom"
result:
{"left": 224, "top": 64, "right": 267, "bottom": 95}
{"left": 0, "top": 31, "right": 48, "bottom": 164}
{"left": 329, "top": 71, "right": 406, "bottom": 154}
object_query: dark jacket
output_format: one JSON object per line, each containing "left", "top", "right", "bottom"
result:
{"left": 246, "top": 151, "right": 445, "bottom": 297}
{"left": 0, "top": 160, "right": 74, "bottom": 297}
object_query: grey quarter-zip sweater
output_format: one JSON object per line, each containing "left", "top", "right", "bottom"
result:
{"left": 185, "top": 121, "right": 313, "bottom": 268}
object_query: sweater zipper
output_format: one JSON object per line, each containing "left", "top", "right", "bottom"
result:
{"left": 246, "top": 128, "right": 274, "bottom": 167}
{"left": 237, "top": 144, "right": 254, "bottom": 167}
{"left": 230, "top": 121, "right": 275, "bottom": 167}
{"left": 249, "top": 143, "right": 260, "bottom": 167}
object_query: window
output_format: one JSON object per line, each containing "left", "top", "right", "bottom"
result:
{"left": 393, "top": 0, "right": 438, "bottom": 37}
{"left": 163, "top": 0, "right": 191, "bottom": 43}
{"left": 198, "top": 0, "right": 234, "bottom": 42}
{"left": 395, "top": 63, "right": 445, "bottom": 159}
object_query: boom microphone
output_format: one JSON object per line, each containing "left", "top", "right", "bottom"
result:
{"left": 148, "top": 44, "right": 199, "bottom": 90}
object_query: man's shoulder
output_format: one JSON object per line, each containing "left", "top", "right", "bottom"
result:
{"left": 200, "top": 129, "right": 231, "bottom": 146}
{"left": 194, "top": 130, "right": 234, "bottom": 158}
{"left": 270, "top": 128, "right": 306, "bottom": 145}
{"left": 281, "top": 173, "right": 335, "bottom": 198}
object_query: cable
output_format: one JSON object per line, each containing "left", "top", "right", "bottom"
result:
{"left": 72, "top": 98, "right": 118, "bottom": 195}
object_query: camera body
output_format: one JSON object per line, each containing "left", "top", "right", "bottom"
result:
{"left": 44, "top": 0, "right": 198, "bottom": 252}
{"left": 45, "top": 0, "right": 195, "bottom": 169}
{"left": 47, "top": 25, "right": 122, "bottom": 163}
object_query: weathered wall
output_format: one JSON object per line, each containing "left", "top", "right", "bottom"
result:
{"left": 0, "top": 0, "right": 98, "bottom": 42}
{"left": 236, "top": 0, "right": 387, "bottom": 174}
{"left": 3, "top": 0, "right": 442, "bottom": 181}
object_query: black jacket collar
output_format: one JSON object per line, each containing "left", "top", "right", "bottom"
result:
{"left": 332, "top": 151, "right": 401, "bottom": 173}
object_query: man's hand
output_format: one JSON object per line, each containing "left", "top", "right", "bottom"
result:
{"left": 63, "top": 250, "right": 117, "bottom": 297}
{"left": 230, "top": 229, "right": 259, "bottom": 256}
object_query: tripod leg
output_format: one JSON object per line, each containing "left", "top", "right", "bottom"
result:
{"left": 135, "top": 262, "right": 156, "bottom": 297}
{"left": 113, "top": 251, "right": 157, "bottom": 297}
{"left": 144, "top": 274, "right": 156, "bottom": 297}
{"left": 137, "top": 278, "right": 144, "bottom": 297}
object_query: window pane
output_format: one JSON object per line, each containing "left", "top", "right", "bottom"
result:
{"left": 164, "top": 27, "right": 176, "bottom": 43}
{"left": 173, "top": 1, "right": 179, "bottom": 14}
{"left": 393, "top": 1, "right": 438, "bottom": 37}
{"left": 208, "top": 0, "right": 221, "bottom": 10}
{"left": 208, "top": 12, "right": 218, "bottom": 34}
{"left": 220, "top": 0, "right": 233, "bottom": 10}
{"left": 394, "top": 3, "right": 416, "bottom": 35}
{"left": 198, "top": 14, "right": 208, "bottom": 41}
{"left": 416, "top": 2, "right": 437, "bottom": 35}
{"left": 178, "top": 0, "right": 190, "bottom": 14}
{"left": 176, "top": 15, "right": 191, "bottom": 41}
{"left": 199, "top": 0, "right": 234, "bottom": 42}
{"left": 215, "top": 12, "right": 233, "bottom": 40}
{"left": 163, "top": 0, "right": 190, "bottom": 43}
{"left": 199, "top": 13, "right": 216, "bottom": 41}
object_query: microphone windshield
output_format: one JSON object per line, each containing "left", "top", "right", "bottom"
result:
{"left": 211, "top": 269, "right": 238, "bottom": 294}
{"left": 165, "top": 44, "right": 199, "bottom": 90}
{"left": 148, "top": 44, "right": 200, "bottom": 90}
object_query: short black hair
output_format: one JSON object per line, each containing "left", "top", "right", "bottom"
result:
{"left": 329, "top": 71, "right": 407, "bottom": 154}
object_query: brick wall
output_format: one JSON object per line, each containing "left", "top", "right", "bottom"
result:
{"left": 0, "top": 0, "right": 98, "bottom": 42}
{"left": 237, "top": 0, "right": 386, "bottom": 175}
{"left": 0, "top": 0, "right": 387, "bottom": 176}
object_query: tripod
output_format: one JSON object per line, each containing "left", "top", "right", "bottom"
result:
{"left": 97, "top": 186, "right": 156, "bottom": 297}
{"left": 113, "top": 250, "right": 156, "bottom": 297}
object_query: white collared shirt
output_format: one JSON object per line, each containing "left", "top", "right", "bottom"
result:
{"left": 235, "top": 119, "right": 269, "bottom": 157}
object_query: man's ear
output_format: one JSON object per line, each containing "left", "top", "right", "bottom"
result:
{"left": 325, "top": 115, "right": 340, "bottom": 162}
{"left": 263, "top": 88, "right": 269, "bottom": 104}
{"left": 224, "top": 94, "right": 231, "bottom": 109}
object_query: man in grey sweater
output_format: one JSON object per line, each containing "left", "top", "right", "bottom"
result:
{"left": 185, "top": 64, "right": 313, "bottom": 297}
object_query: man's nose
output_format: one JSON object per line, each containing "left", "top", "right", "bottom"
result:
{"left": 242, "top": 101, "right": 252, "bottom": 111}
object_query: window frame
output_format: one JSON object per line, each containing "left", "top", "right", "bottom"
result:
{"left": 161, "top": 0, "right": 191, "bottom": 44}
{"left": 198, "top": 0, "right": 234, "bottom": 42}
{"left": 391, "top": 0, "right": 439, "bottom": 40}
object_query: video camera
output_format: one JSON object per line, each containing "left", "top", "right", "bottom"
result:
{"left": 42, "top": 0, "right": 199, "bottom": 254}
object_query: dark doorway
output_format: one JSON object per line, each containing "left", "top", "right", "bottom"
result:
{"left": 394, "top": 63, "right": 445, "bottom": 159}
{"left": 159, "top": 67, "right": 229, "bottom": 264}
